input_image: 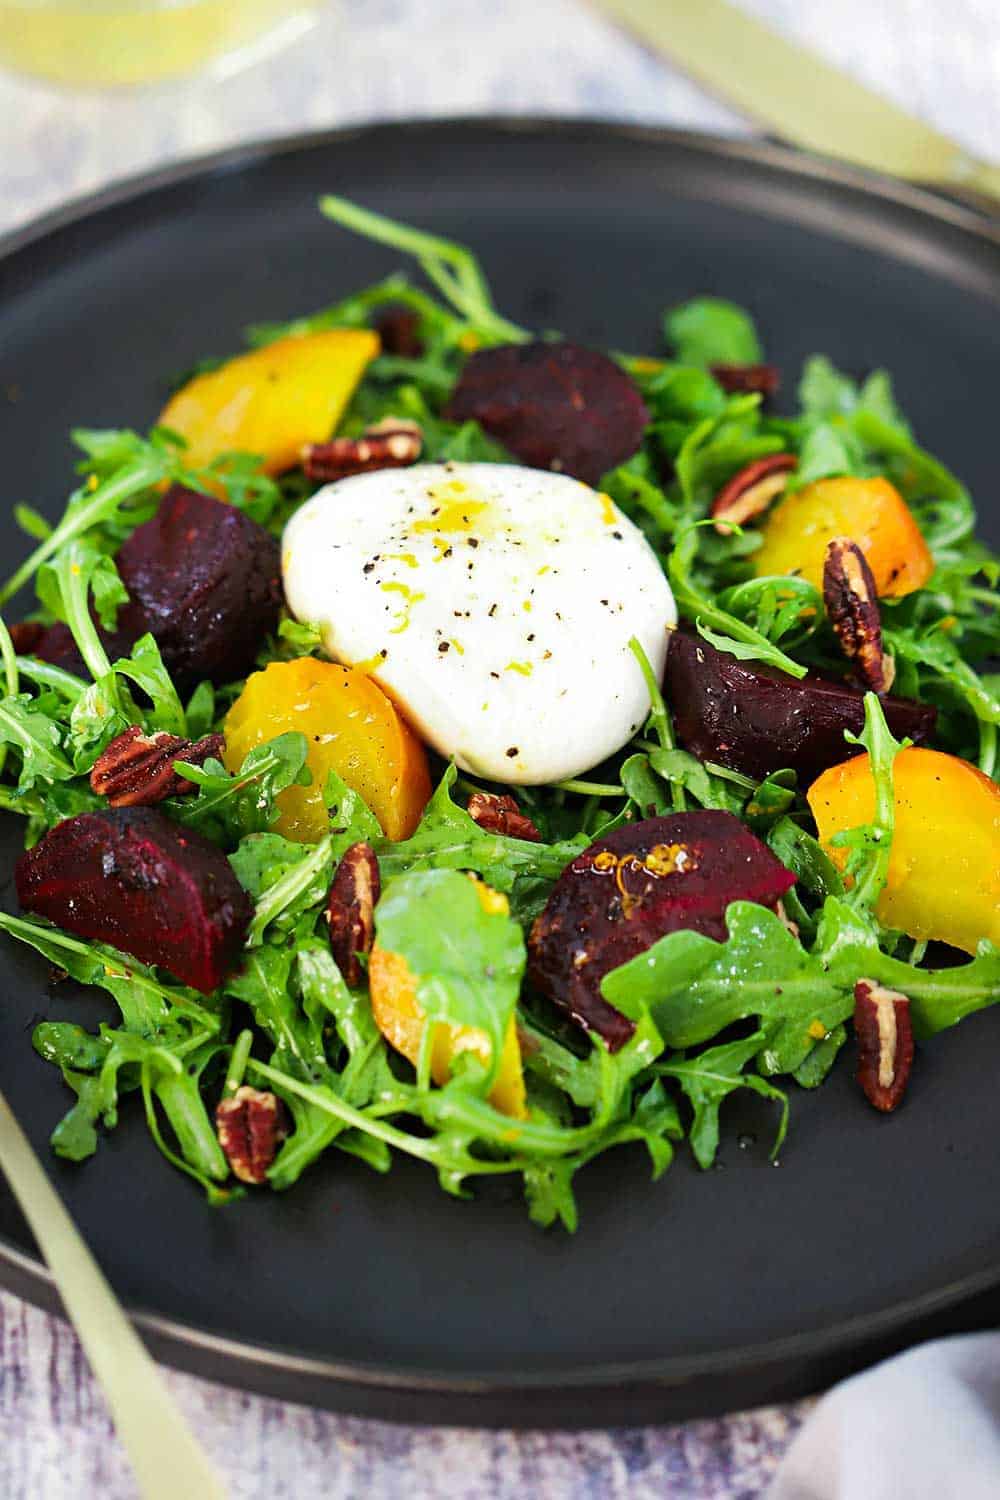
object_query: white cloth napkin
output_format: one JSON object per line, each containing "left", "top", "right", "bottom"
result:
{"left": 769, "top": 1333, "right": 1000, "bottom": 1498}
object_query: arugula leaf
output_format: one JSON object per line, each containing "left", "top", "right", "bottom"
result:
{"left": 641, "top": 363, "right": 729, "bottom": 425}
{"left": 323, "top": 769, "right": 382, "bottom": 846}
{"left": 602, "top": 454, "right": 681, "bottom": 550}
{"left": 50, "top": 1071, "right": 106, "bottom": 1160}
{"left": 524, "top": 1076, "right": 681, "bottom": 1230}
{"left": 908, "top": 944, "right": 1000, "bottom": 1036}
{"left": 245, "top": 272, "right": 442, "bottom": 346}
{"left": 743, "top": 769, "right": 798, "bottom": 832}
{"left": 674, "top": 397, "right": 781, "bottom": 513}
{"left": 14, "top": 504, "right": 53, "bottom": 542}
{"left": 664, "top": 297, "right": 763, "bottom": 366}
{"left": 834, "top": 693, "right": 901, "bottom": 915}
{"left": 766, "top": 817, "right": 844, "bottom": 902}
{"left": 33, "top": 1022, "right": 110, "bottom": 1073}
{"left": 318, "top": 195, "right": 528, "bottom": 345}
{"left": 174, "top": 732, "right": 311, "bottom": 845}
{"left": 793, "top": 1024, "right": 847, "bottom": 1088}
{"left": 0, "top": 696, "right": 74, "bottom": 790}
{"left": 648, "top": 748, "right": 735, "bottom": 811}
{"left": 39, "top": 542, "right": 122, "bottom": 687}
{"left": 620, "top": 752, "right": 673, "bottom": 819}
{"left": 602, "top": 895, "right": 1000, "bottom": 1079}
{"left": 203, "top": 451, "right": 284, "bottom": 525}
{"left": 226, "top": 944, "right": 326, "bottom": 1078}
{"left": 230, "top": 774, "right": 380, "bottom": 948}
{"left": 15, "top": 656, "right": 86, "bottom": 703}
{"left": 184, "top": 680, "right": 215, "bottom": 739}
{"left": 883, "top": 624, "right": 1000, "bottom": 773}
{"left": 242, "top": 835, "right": 334, "bottom": 948}
{"left": 274, "top": 616, "right": 323, "bottom": 658}
{"left": 715, "top": 576, "right": 823, "bottom": 650}
{"left": 375, "top": 869, "right": 525, "bottom": 1092}
{"left": 0, "top": 912, "right": 218, "bottom": 1035}
{"left": 659, "top": 1031, "right": 788, "bottom": 1169}
{"left": 112, "top": 633, "right": 187, "bottom": 737}
{"left": 242, "top": 974, "right": 671, "bottom": 1231}
{"left": 0, "top": 444, "right": 167, "bottom": 606}
{"left": 791, "top": 421, "right": 862, "bottom": 487}
{"left": 798, "top": 355, "right": 861, "bottom": 419}
{"left": 142, "top": 1041, "right": 230, "bottom": 1187}
{"left": 376, "top": 766, "right": 584, "bottom": 923}
{"left": 668, "top": 527, "right": 807, "bottom": 679}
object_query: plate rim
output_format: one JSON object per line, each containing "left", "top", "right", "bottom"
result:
{"left": 2, "top": 114, "right": 999, "bottom": 1411}
{"left": 2, "top": 113, "right": 997, "bottom": 267}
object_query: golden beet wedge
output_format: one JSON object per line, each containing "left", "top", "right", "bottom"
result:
{"left": 159, "top": 329, "right": 379, "bottom": 475}
{"left": 808, "top": 746, "right": 1000, "bottom": 954}
{"left": 369, "top": 882, "right": 528, "bottom": 1119}
{"left": 223, "top": 657, "right": 431, "bottom": 843}
{"left": 754, "top": 476, "right": 934, "bottom": 597}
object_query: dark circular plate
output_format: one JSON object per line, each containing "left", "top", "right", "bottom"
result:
{"left": 0, "top": 120, "right": 998, "bottom": 1429}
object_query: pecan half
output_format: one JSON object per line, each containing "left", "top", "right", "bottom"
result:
{"left": 215, "top": 1086, "right": 288, "bottom": 1185}
{"left": 374, "top": 305, "right": 424, "bottom": 357}
{"left": 90, "top": 726, "right": 224, "bottom": 807}
{"left": 823, "top": 537, "right": 895, "bottom": 692}
{"left": 326, "top": 841, "right": 381, "bottom": 987}
{"left": 467, "top": 791, "right": 541, "bottom": 843}
{"left": 709, "top": 363, "right": 781, "bottom": 399}
{"left": 854, "top": 978, "right": 914, "bottom": 1112}
{"left": 302, "top": 418, "right": 423, "bottom": 483}
{"left": 711, "top": 453, "right": 797, "bottom": 536}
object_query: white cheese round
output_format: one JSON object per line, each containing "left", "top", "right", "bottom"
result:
{"left": 282, "top": 462, "right": 676, "bottom": 784}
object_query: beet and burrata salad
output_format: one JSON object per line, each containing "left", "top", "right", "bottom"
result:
{"left": 0, "top": 198, "right": 997, "bottom": 1228}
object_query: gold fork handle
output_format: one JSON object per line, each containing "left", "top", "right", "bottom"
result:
{"left": 0, "top": 1089, "right": 226, "bottom": 1500}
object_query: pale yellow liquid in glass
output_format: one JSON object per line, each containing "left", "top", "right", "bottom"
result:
{"left": 0, "top": 0, "right": 320, "bottom": 87}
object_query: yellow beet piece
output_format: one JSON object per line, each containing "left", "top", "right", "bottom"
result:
{"left": 369, "top": 882, "right": 528, "bottom": 1119}
{"left": 223, "top": 657, "right": 431, "bottom": 843}
{"left": 158, "top": 329, "right": 379, "bottom": 475}
{"left": 754, "top": 476, "right": 934, "bottom": 597}
{"left": 808, "top": 747, "right": 1000, "bottom": 955}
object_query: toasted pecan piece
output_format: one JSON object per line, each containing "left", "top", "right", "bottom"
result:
{"left": 709, "top": 363, "right": 781, "bottom": 399}
{"left": 90, "top": 726, "right": 223, "bottom": 807}
{"left": 711, "top": 453, "right": 797, "bottom": 536}
{"left": 467, "top": 792, "right": 541, "bottom": 842}
{"left": 854, "top": 978, "right": 914, "bottom": 1112}
{"left": 326, "top": 842, "right": 381, "bottom": 988}
{"left": 303, "top": 418, "right": 423, "bottom": 483}
{"left": 215, "top": 1086, "right": 289, "bottom": 1184}
{"left": 823, "top": 537, "right": 896, "bottom": 692}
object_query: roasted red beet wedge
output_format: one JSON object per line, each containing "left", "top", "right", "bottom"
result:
{"left": 116, "top": 485, "right": 282, "bottom": 692}
{"left": 16, "top": 808, "right": 251, "bottom": 994}
{"left": 444, "top": 340, "right": 649, "bottom": 485}
{"left": 665, "top": 628, "right": 937, "bottom": 785}
{"left": 528, "top": 811, "right": 796, "bottom": 1050}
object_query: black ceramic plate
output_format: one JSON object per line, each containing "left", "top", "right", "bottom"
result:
{"left": 1, "top": 120, "right": 998, "bottom": 1429}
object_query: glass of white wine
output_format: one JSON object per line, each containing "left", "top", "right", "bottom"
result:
{"left": 0, "top": 0, "right": 324, "bottom": 87}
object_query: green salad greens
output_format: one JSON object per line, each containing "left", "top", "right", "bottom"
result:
{"left": 0, "top": 199, "right": 997, "bottom": 1230}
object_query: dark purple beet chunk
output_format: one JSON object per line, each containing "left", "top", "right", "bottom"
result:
{"left": 665, "top": 628, "right": 937, "bottom": 786}
{"left": 16, "top": 808, "right": 251, "bottom": 994}
{"left": 116, "top": 485, "right": 282, "bottom": 692}
{"left": 443, "top": 340, "right": 649, "bottom": 485}
{"left": 528, "top": 811, "right": 796, "bottom": 1049}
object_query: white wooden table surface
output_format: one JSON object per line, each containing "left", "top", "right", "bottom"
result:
{"left": 0, "top": 2, "right": 997, "bottom": 1495}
